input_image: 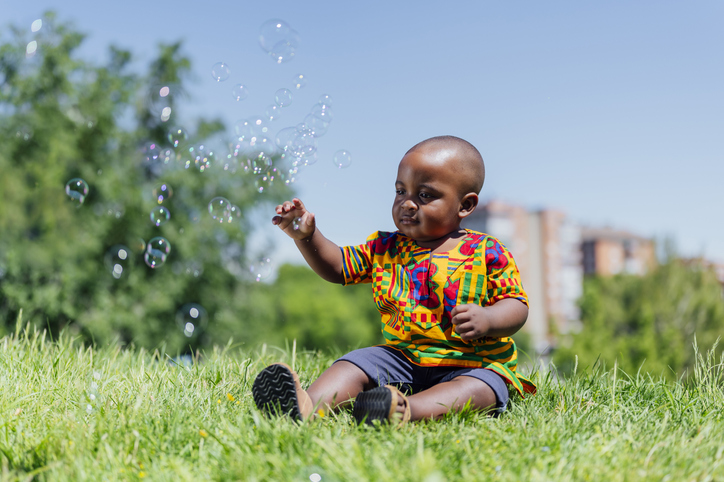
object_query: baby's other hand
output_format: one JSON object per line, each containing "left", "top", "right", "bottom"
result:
{"left": 272, "top": 198, "right": 316, "bottom": 240}
{"left": 451, "top": 304, "right": 490, "bottom": 342}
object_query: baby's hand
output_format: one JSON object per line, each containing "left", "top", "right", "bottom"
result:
{"left": 451, "top": 304, "right": 491, "bottom": 342}
{"left": 272, "top": 198, "right": 316, "bottom": 240}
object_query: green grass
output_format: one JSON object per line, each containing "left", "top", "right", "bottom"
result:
{"left": 1, "top": 314, "right": 723, "bottom": 481}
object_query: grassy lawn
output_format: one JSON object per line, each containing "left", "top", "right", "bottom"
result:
{"left": 1, "top": 316, "right": 723, "bottom": 481}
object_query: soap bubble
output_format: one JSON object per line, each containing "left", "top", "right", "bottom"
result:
{"left": 255, "top": 173, "right": 272, "bottom": 193}
{"left": 251, "top": 154, "right": 273, "bottom": 174}
{"left": 104, "top": 245, "right": 131, "bottom": 280}
{"left": 291, "top": 132, "right": 317, "bottom": 158}
{"left": 275, "top": 126, "right": 298, "bottom": 152}
{"left": 248, "top": 255, "right": 273, "bottom": 281}
{"left": 65, "top": 178, "right": 89, "bottom": 205}
{"left": 208, "top": 197, "right": 232, "bottom": 223}
{"left": 152, "top": 183, "right": 173, "bottom": 204}
{"left": 310, "top": 103, "right": 333, "bottom": 122}
{"left": 303, "top": 114, "right": 329, "bottom": 137}
{"left": 31, "top": 19, "right": 42, "bottom": 33}
{"left": 234, "top": 119, "right": 254, "bottom": 142}
{"left": 274, "top": 88, "right": 293, "bottom": 107}
{"left": 142, "top": 142, "right": 160, "bottom": 163}
{"left": 144, "top": 237, "right": 171, "bottom": 268}
{"left": 159, "top": 148, "right": 175, "bottom": 165}
{"left": 167, "top": 127, "right": 187, "bottom": 148}
{"left": 193, "top": 144, "right": 215, "bottom": 172}
{"left": 176, "top": 304, "right": 208, "bottom": 338}
{"left": 292, "top": 73, "right": 306, "bottom": 89}
{"left": 259, "top": 19, "right": 300, "bottom": 64}
{"left": 265, "top": 105, "right": 280, "bottom": 122}
{"left": 130, "top": 238, "right": 146, "bottom": 254}
{"left": 211, "top": 62, "right": 231, "bottom": 82}
{"left": 292, "top": 217, "right": 303, "bottom": 231}
{"left": 26, "top": 41, "right": 38, "bottom": 58}
{"left": 232, "top": 84, "right": 249, "bottom": 101}
{"left": 220, "top": 153, "right": 239, "bottom": 173}
{"left": 333, "top": 150, "right": 352, "bottom": 168}
{"left": 147, "top": 84, "right": 176, "bottom": 117}
{"left": 150, "top": 206, "right": 171, "bottom": 227}
{"left": 318, "top": 94, "right": 333, "bottom": 106}
{"left": 227, "top": 204, "right": 242, "bottom": 223}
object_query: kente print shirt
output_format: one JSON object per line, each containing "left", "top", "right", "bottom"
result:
{"left": 341, "top": 229, "right": 536, "bottom": 395}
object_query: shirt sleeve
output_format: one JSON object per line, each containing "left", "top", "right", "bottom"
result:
{"left": 484, "top": 236, "right": 529, "bottom": 306}
{"left": 340, "top": 232, "right": 377, "bottom": 285}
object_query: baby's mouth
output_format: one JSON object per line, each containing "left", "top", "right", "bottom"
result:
{"left": 399, "top": 216, "right": 417, "bottom": 225}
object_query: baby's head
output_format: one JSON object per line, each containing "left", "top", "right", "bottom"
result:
{"left": 393, "top": 136, "right": 485, "bottom": 245}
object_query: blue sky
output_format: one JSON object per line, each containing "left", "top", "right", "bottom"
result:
{"left": 4, "top": 1, "right": 723, "bottom": 265}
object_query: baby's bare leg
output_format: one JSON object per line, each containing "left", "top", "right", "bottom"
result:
{"left": 307, "top": 361, "right": 375, "bottom": 412}
{"left": 406, "top": 376, "right": 497, "bottom": 420}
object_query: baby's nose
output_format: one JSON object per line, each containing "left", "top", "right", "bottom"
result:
{"left": 401, "top": 198, "right": 417, "bottom": 211}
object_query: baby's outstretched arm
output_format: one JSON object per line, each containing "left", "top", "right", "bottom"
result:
{"left": 450, "top": 299, "right": 528, "bottom": 341}
{"left": 272, "top": 198, "right": 344, "bottom": 284}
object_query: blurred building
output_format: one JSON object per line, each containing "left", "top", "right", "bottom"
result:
{"left": 462, "top": 200, "right": 583, "bottom": 356}
{"left": 581, "top": 228, "right": 656, "bottom": 276}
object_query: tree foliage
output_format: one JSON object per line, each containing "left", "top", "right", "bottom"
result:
{"left": 553, "top": 260, "right": 724, "bottom": 378}
{"left": 0, "top": 13, "right": 302, "bottom": 351}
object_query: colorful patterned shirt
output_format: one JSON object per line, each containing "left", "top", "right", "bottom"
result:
{"left": 341, "top": 229, "right": 536, "bottom": 395}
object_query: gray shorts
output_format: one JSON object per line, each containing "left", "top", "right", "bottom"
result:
{"left": 336, "top": 345, "right": 509, "bottom": 413}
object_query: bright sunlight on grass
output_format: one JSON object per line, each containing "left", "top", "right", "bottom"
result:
{"left": 2, "top": 311, "right": 723, "bottom": 481}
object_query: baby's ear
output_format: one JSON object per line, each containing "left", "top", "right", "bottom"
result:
{"left": 458, "top": 193, "right": 478, "bottom": 218}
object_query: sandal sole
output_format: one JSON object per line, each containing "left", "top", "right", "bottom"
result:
{"left": 252, "top": 364, "right": 302, "bottom": 421}
{"left": 353, "top": 386, "right": 393, "bottom": 425}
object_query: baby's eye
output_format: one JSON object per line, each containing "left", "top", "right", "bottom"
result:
{"left": 419, "top": 192, "right": 432, "bottom": 199}
{"left": 395, "top": 189, "right": 404, "bottom": 195}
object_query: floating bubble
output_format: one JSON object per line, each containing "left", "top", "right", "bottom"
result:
{"left": 259, "top": 19, "right": 300, "bottom": 64}
{"left": 318, "top": 94, "right": 333, "bottom": 106}
{"left": 211, "top": 62, "right": 231, "bottom": 82}
{"left": 26, "top": 41, "right": 38, "bottom": 58}
{"left": 248, "top": 255, "right": 273, "bottom": 281}
{"left": 300, "top": 152, "right": 318, "bottom": 166}
{"left": 150, "top": 206, "right": 171, "bottom": 227}
{"left": 15, "top": 126, "right": 33, "bottom": 141}
{"left": 193, "top": 144, "right": 215, "bottom": 172}
{"left": 255, "top": 173, "right": 272, "bottom": 193}
{"left": 291, "top": 132, "right": 316, "bottom": 158}
{"left": 275, "top": 126, "right": 298, "bottom": 152}
{"left": 144, "top": 237, "right": 171, "bottom": 268}
{"left": 232, "top": 84, "right": 249, "bottom": 101}
{"left": 265, "top": 105, "right": 280, "bottom": 122}
{"left": 227, "top": 204, "right": 242, "bottom": 223}
{"left": 208, "top": 197, "right": 232, "bottom": 223}
{"left": 292, "top": 216, "right": 303, "bottom": 231}
{"left": 303, "top": 114, "right": 329, "bottom": 137}
{"left": 310, "top": 102, "right": 333, "bottom": 122}
{"left": 176, "top": 304, "right": 208, "bottom": 338}
{"left": 142, "top": 142, "right": 160, "bottom": 163}
{"left": 104, "top": 245, "right": 131, "bottom": 280}
{"left": 160, "top": 106, "right": 172, "bottom": 122}
{"left": 333, "top": 150, "right": 352, "bottom": 169}
{"left": 234, "top": 119, "right": 254, "bottom": 143}
{"left": 251, "top": 154, "right": 273, "bottom": 174}
{"left": 292, "top": 74, "right": 306, "bottom": 90}
{"left": 65, "top": 178, "right": 89, "bottom": 205}
{"left": 167, "top": 127, "right": 187, "bottom": 148}
{"left": 274, "top": 88, "right": 293, "bottom": 107}
{"left": 31, "top": 19, "right": 42, "bottom": 33}
{"left": 152, "top": 183, "right": 173, "bottom": 204}
{"left": 249, "top": 136, "right": 275, "bottom": 161}
{"left": 221, "top": 153, "right": 239, "bottom": 173}
{"left": 159, "top": 148, "right": 175, "bottom": 165}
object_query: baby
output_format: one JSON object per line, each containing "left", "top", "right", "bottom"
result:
{"left": 253, "top": 135, "right": 535, "bottom": 424}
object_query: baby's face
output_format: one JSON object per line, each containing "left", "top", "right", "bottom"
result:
{"left": 392, "top": 147, "right": 467, "bottom": 247}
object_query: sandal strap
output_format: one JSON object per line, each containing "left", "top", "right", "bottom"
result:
{"left": 384, "top": 385, "right": 411, "bottom": 425}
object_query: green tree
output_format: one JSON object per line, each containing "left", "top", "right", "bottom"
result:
{"left": 0, "top": 13, "right": 294, "bottom": 351}
{"left": 553, "top": 260, "right": 724, "bottom": 378}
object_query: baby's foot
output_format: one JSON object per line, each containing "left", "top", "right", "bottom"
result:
{"left": 252, "top": 363, "right": 314, "bottom": 421}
